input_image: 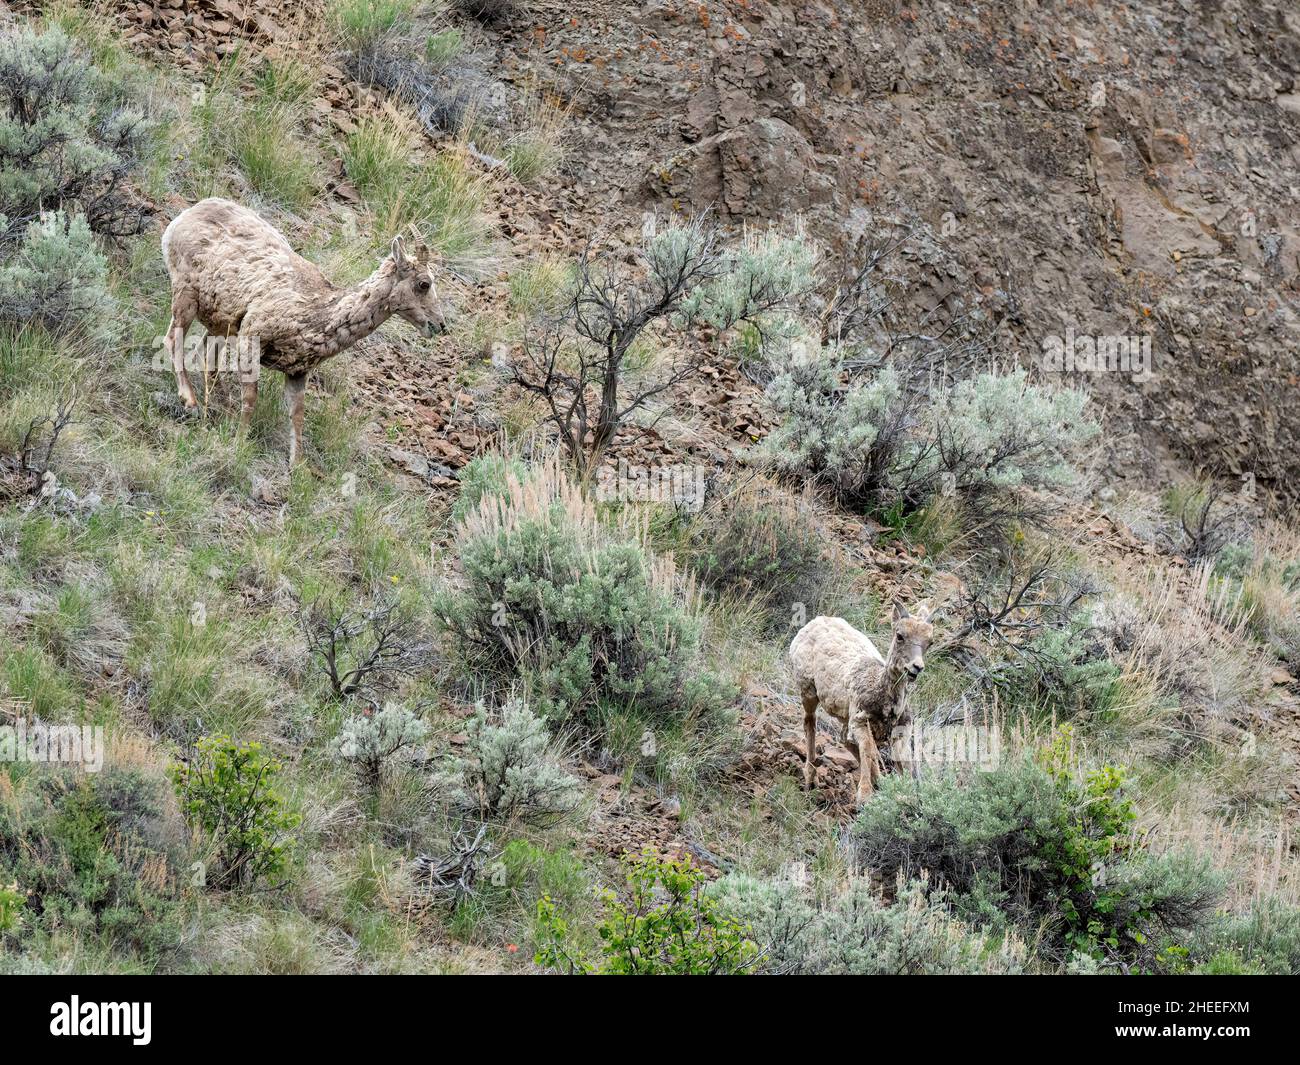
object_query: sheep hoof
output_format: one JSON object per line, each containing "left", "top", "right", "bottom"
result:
{"left": 153, "top": 391, "right": 198, "bottom": 419}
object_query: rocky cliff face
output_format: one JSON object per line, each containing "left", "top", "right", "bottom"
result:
{"left": 499, "top": 0, "right": 1300, "bottom": 500}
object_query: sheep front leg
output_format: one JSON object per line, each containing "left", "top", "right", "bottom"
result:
{"left": 240, "top": 376, "right": 258, "bottom": 428}
{"left": 841, "top": 720, "right": 861, "bottom": 764}
{"left": 284, "top": 372, "right": 307, "bottom": 467}
{"left": 852, "top": 721, "right": 883, "bottom": 806}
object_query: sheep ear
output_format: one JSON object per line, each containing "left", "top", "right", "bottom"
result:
{"left": 913, "top": 601, "right": 932, "bottom": 622}
{"left": 389, "top": 236, "right": 411, "bottom": 275}
{"left": 892, "top": 602, "right": 909, "bottom": 622}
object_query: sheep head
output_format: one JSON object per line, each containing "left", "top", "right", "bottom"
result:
{"left": 385, "top": 235, "right": 448, "bottom": 338}
{"left": 889, "top": 601, "right": 934, "bottom": 680}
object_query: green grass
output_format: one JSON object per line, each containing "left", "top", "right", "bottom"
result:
{"left": 187, "top": 48, "right": 320, "bottom": 212}
{"left": 343, "top": 113, "right": 493, "bottom": 267}
{"left": 253, "top": 55, "right": 317, "bottom": 109}
{"left": 0, "top": 645, "right": 83, "bottom": 720}
{"left": 507, "top": 257, "right": 573, "bottom": 315}
{"left": 233, "top": 110, "right": 319, "bottom": 211}
{"left": 327, "top": 0, "right": 423, "bottom": 49}
{"left": 425, "top": 27, "right": 465, "bottom": 67}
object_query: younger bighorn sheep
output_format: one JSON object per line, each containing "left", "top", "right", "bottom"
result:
{"left": 161, "top": 197, "right": 448, "bottom": 465}
{"left": 789, "top": 602, "right": 934, "bottom": 804}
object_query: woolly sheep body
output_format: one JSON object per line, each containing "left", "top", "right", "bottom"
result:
{"left": 162, "top": 198, "right": 343, "bottom": 375}
{"left": 789, "top": 615, "right": 884, "bottom": 723}
{"left": 160, "top": 197, "right": 448, "bottom": 464}
{"left": 790, "top": 605, "right": 933, "bottom": 804}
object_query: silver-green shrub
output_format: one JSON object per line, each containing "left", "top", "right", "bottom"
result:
{"left": 0, "top": 23, "right": 154, "bottom": 338}
{"left": 0, "top": 209, "right": 115, "bottom": 337}
{"left": 438, "top": 459, "right": 734, "bottom": 730}
{"left": 765, "top": 347, "right": 1097, "bottom": 533}
{"left": 0, "top": 25, "right": 152, "bottom": 239}
{"left": 710, "top": 873, "right": 1024, "bottom": 975}
{"left": 333, "top": 702, "right": 429, "bottom": 787}
{"left": 434, "top": 696, "right": 583, "bottom": 824}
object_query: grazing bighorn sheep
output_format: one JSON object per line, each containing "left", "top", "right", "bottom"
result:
{"left": 790, "top": 602, "right": 934, "bottom": 805}
{"left": 161, "top": 197, "right": 448, "bottom": 465}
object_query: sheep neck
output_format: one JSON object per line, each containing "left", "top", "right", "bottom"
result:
{"left": 320, "top": 263, "right": 398, "bottom": 356}
{"left": 855, "top": 635, "right": 911, "bottom": 723}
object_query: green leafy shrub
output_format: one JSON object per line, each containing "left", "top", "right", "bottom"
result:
{"left": 0, "top": 209, "right": 115, "bottom": 336}
{"left": 434, "top": 696, "right": 582, "bottom": 823}
{"left": 439, "top": 459, "right": 734, "bottom": 732}
{"left": 710, "top": 873, "right": 1025, "bottom": 975}
{"left": 0, "top": 769, "right": 184, "bottom": 959}
{"left": 850, "top": 729, "right": 1222, "bottom": 965}
{"left": 536, "top": 849, "right": 758, "bottom": 974}
{"left": 170, "top": 735, "right": 299, "bottom": 890}
{"left": 333, "top": 702, "right": 428, "bottom": 789}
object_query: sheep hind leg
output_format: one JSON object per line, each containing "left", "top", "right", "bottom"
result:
{"left": 801, "top": 686, "right": 819, "bottom": 791}
{"left": 284, "top": 371, "right": 307, "bottom": 467}
{"left": 165, "top": 293, "right": 198, "bottom": 409}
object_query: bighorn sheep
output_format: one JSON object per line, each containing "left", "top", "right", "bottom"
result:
{"left": 161, "top": 197, "right": 448, "bottom": 465}
{"left": 790, "top": 602, "right": 934, "bottom": 804}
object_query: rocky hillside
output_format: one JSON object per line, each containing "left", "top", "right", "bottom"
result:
{"left": 33, "top": 0, "right": 1300, "bottom": 496}
{"left": 494, "top": 0, "right": 1300, "bottom": 496}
